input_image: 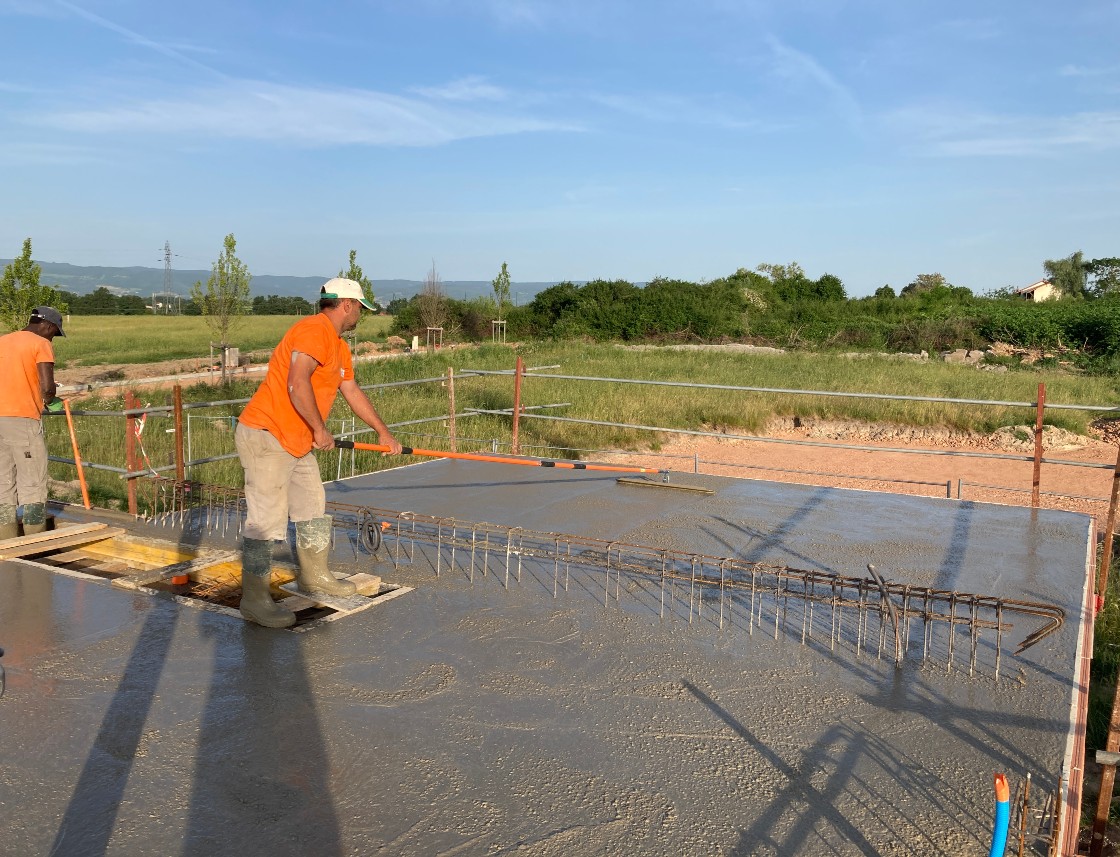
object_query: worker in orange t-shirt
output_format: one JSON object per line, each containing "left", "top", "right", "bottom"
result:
{"left": 234, "top": 279, "right": 402, "bottom": 627}
{"left": 0, "top": 306, "right": 66, "bottom": 539}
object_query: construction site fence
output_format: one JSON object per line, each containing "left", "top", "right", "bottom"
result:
{"left": 41, "top": 362, "right": 1120, "bottom": 528}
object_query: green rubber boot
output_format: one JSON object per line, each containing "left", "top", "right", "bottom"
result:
{"left": 295, "top": 516, "right": 356, "bottom": 597}
{"left": 0, "top": 504, "right": 18, "bottom": 540}
{"left": 22, "top": 503, "right": 47, "bottom": 535}
{"left": 239, "top": 538, "right": 296, "bottom": 628}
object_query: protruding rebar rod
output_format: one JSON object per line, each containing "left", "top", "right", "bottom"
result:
{"left": 969, "top": 596, "right": 980, "bottom": 677}
{"left": 1018, "top": 771, "right": 1031, "bottom": 857}
{"left": 719, "top": 561, "right": 727, "bottom": 631}
{"left": 948, "top": 591, "right": 957, "bottom": 674}
{"left": 689, "top": 557, "right": 697, "bottom": 625}
{"left": 996, "top": 601, "right": 1004, "bottom": 681}
{"left": 659, "top": 551, "right": 667, "bottom": 620}
{"left": 449, "top": 520, "right": 457, "bottom": 574}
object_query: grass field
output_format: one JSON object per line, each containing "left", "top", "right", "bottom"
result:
{"left": 52, "top": 314, "right": 395, "bottom": 367}
{"left": 46, "top": 338, "right": 1120, "bottom": 512}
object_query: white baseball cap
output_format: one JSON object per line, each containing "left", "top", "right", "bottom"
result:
{"left": 320, "top": 277, "right": 375, "bottom": 311}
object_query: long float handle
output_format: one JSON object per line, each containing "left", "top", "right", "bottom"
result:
{"left": 62, "top": 399, "right": 91, "bottom": 510}
{"left": 335, "top": 439, "right": 664, "bottom": 476}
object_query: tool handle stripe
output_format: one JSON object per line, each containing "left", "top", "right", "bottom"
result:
{"left": 335, "top": 439, "right": 659, "bottom": 475}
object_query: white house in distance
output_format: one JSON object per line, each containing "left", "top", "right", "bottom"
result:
{"left": 1015, "top": 279, "right": 1059, "bottom": 302}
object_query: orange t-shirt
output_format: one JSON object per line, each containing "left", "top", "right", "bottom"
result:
{"left": 239, "top": 313, "right": 354, "bottom": 457}
{"left": 0, "top": 330, "right": 54, "bottom": 419}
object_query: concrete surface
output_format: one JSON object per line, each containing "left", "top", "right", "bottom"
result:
{"left": 0, "top": 460, "right": 1093, "bottom": 856}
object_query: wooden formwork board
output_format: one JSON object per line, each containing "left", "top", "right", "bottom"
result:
{"left": 0, "top": 523, "right": 126, "bottom": 559}
{"left": 10, "top": 528, "right": 411, "bottom": 631}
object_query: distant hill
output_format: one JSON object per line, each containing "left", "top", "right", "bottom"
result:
{"left": 0, "top": 260, "right": 558, "bottom": 304}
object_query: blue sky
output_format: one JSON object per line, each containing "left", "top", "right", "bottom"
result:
{"left": 1, "top": 1, "right": 1117, "bottom": 296}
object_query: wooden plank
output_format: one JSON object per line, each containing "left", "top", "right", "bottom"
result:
{"left": 347, "top": 573, "right": 383, "bottom": 597}
{"left": 277, "top": 593, "right": 318, "bottom": 612}
{"left": 0, "top": 526, "right": 125, "bottom": 559}
{"left": 0, "top": 523, "right": 110, "bottom": 552}
{"left": 112, "top": 550, "right": 240, "bottom": 590}
{"left": 278, "top": 580, "right": 372, "bottom": 612}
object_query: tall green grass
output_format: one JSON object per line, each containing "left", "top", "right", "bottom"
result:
{"left": 43, "top": 340, "right": 1119, "bottom": 512}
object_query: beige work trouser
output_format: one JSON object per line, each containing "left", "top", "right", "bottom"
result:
{"left": 235, "top": 423, "right": 326, "bottom": 541}
{"left": 0, "top": 417, "right": 48, "bottom": 508}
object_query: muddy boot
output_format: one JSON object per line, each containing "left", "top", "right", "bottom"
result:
{"left": 239, "top": 537, "right": 295, "bottom": 628}
{"left": 22, "top": 503, "right": 47, "bottom": 535}
{"left": 0, "top": 504, "right": 18, "bottom": 540}
{"left": 295, "top": 516, "right": 356, "bottom": 597}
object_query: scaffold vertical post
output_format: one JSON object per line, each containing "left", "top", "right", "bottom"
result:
{"left": 512, "top": 356, "right": 524, "bottom": 455}
{"left": 1095, "top": 444, "right": 1120, "bottom": 601}
{"left": 125, "top": 390, "right": 139, "bottom": 516}
{"left": 173, "top": 385, "right": 185, "bottom": 482}
{"left": 1032, "top": 383, "right": 1045, "bottom": 507}
{"left": 447, "top": 366, "right": 457, "bottom": 452}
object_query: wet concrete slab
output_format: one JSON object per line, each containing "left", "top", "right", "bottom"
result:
{"left": 0, "top": 460, "right": 1092, "bottom": 855}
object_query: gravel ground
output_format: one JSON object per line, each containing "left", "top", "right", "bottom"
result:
{"left": 597, "top": 417, "right": 1120, "bottom": 535}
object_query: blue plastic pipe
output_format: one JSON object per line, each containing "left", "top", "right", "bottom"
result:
{"left": 989, "top": 773, "right": 1010, "bottom": 857}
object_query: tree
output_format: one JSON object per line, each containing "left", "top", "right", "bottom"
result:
{"left": 119, "top": 295, "right": 149, "bottom": 315}
{"left": 416, "top": 261, "right": 450, "bottom": 337}
{"left": 190, "top": 233, "right": 252, "bottom": 381}
{"left": 814, "top": 273, "right": 847, "bottom": 302}
{"left": 756, "top": 261, "right": 815, "bottom": 302}
{"left": 0, "top": 238, "right": 66, "bottom": 332}
{"left": 1043, "top": 251, "right": 1087, "bottom": 299}
{"left": 491, "top": 261, "right": 511, "bottom": 321}
{"left": 339, "top": 249, "right": 381, "bottom": 313}
{"left": 79, "top": 286, "right": 122, "bottom": 315}
{"left": 901, "top": 273, "right": 948, "bottom": 298}
{"left": 874, "top": 285, "right": 896, "bottom": 299}
{"left": 1086, "top": 257, "right": 1120, "bottom": 298}
{"left": 386, "top": 296, "right": 411, "bottom": 316}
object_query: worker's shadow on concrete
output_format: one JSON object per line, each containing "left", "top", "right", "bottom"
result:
{"left": 46, "top": 504, "right": 210, "bottom": 855}
{"left": 179, "top": 571, "right": 343, "bottom": 856}
{"left": 687, "top": 679, "right": 980, "bottom": 857}
{"left": 683, "top": 679, "right": 882, "bottom": 857}
{"left": 172, "top": 503, "right": 343, "bottom": 855}
{"left": 49, "top": 602, "right": 180, "bottom": 857}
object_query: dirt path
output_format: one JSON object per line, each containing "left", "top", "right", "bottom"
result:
{"left": 599, "top": 417, "right": 1120, "bottom": 535}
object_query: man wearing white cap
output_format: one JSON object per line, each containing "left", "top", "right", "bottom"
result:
{"left": 0, "top": 306, "right": 66, "bottom": 539}
{"left": 234, "top": 278, "right": 402, "bottom": 627}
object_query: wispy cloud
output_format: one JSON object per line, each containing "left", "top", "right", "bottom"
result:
{"left": 765, "top": 34, "right": 863, "bottom": 131}
{"left": 0, "top": 0, "right": 63, "bottom": 16}
{"left": 886, "top": 105, "right": 1120, "bottom": 156}
{"left": 587, "top": 91, "right": 775, "bottom": 131}
{"left": 33, "top": 80, "right": 579, "bottom": 146}
{"left": 0, "top": 140, "right": 101, "bottom": 166}
{"left": 482, "top": 0, "right": 551, "bottom": 27}
{"left": 411, "top": 0, "right": 611, "bottom": 31}
{"left": 1059, "top": 63, "right": 1120, "bottom": 77}
{"left": 561, "top": 182, "right": 619, "bottom": 204}
{"left": 54, "top": 0, "right": 226, "bottom": 79}
{"left": 410, "top": 75, "right": 508, "bottom": 102}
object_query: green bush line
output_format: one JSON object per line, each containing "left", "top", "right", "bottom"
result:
{"left": 389, "top": 277, "right": 1120, "bottom": 374}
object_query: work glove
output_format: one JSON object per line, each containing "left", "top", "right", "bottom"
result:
{"left": 44, "top": 397, "right": 65, "bottom": 414}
